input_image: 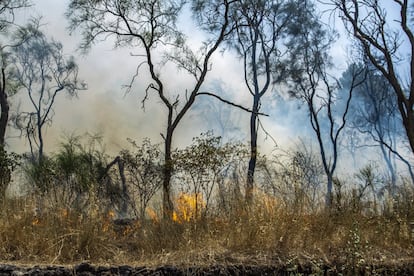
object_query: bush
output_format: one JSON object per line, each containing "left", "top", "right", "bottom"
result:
{"left": 2, "top": 135, "right": 412, "bottom": 266}
{"left": 0, "top": 148, "right": 20, "bottom": 201}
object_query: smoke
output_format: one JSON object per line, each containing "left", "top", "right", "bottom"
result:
{"left": 6, "top": 0, "right": 412, "bottom": 184}
{"left": 5, "top": 0, "right": 313, "bottom": 159}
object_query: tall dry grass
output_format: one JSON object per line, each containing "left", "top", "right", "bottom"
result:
{"left": 0, "top": 186, "right": 412, "bottom": 268}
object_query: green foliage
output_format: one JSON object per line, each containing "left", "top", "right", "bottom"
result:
{"left": 55, "top": 135, "right": 106, "bottom": 193}
{"left": 174, "top": 132, "right": 223, "bottom": 178}
{"left": 0, "top": 148, "right": 20, "bottom": 200}
{"left": 345, "top": 221, "right": 370, "bottom": 271}
{"left": 23, "top": 155, "right": 56, "bottom": 195}
{"left": 66, "top": 0, "right": 185, "bottom": 51}
{"left": 120, "top": 138, "right": 163, "bottom": 218}
{"left": 173, "top": 131, "right": 248, "bottom": 215}
{"left": 22, "top": 134, "right": 121, "bottom": 212}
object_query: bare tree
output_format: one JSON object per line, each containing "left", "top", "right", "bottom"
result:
{"left": 346, "top": 64, "right": 414, "bottom": 188}
{"left": 286, "top": 2, "right": 365, "bottom": 207}
{"left": 11, "top": 21, "right": 84, "bottom": 161}
{"left": 203, "top": 0, "right": 302, "bottom": 203}
{"left": 332, "top": 0, "right": 414, "bottom": 156}
{"left": 67, "top": 0, "right": 236, "bottom": 217}
{"left": 297, "top": 63, "right": 364, "bottom": 207}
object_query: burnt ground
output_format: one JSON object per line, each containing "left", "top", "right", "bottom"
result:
{"left": 1, "top": 262, "right": 414, "bottom": 275}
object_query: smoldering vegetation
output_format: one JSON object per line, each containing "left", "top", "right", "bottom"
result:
{"left": 1, "top": 0, "right": 414, "bottom": 273}
{"left": 0, "top": 132, "right": 413, "bottom": 272}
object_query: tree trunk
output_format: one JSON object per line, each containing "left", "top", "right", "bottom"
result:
{"left": 0, "top": 68, "right": 9, "bottom": 147}
{"left": 117, "top": 158, "right": 129, "bottom": 218}
{"left": 326, "top": 173, "right": 333, "bottom": 208}
{"left": 246, "top": 96, "right": 259, "bottom": 204}
{"left": 162, "top": 109, "right": 174, "bottom": 219}
{"left": 379, "top": 142, "right": 397, "bottom": 192}
{"left": 403, "top": 108, "right": 414, "bottom": 155}
{"left": 0, "top": 68, "right": 10, "bottom": 201}
{"left": 37, "top": 113, "right": 44, "bottom": 161}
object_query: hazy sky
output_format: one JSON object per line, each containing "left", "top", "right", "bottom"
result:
{"left": 7, "top": 0, "right": 327, "bottom": 155}
{"left": 7, "top": 0, "right": 408, "bottom": 176}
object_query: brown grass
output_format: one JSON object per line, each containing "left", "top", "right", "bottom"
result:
{"left": 0, "top": 191, "right": 413, "bottom": 270}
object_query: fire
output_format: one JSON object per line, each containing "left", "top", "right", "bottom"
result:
{"left": 253, "top": 189, "right": 281, "bottom": 216}
{"left": 102, "top": 210, "right": 116, "bottom": 233}
{"left": 172, "top": 193, "right": 205, "bottom": 223}
{"left": 32, "top": 217, "right": 41, "bottom": 226}
{"left": 146, "top": 208, "right": 159, "bottom": 223}
{"left": 107, "top": 210, "right": 116, "bottom": 219}
{"left": 60, "top": 208, "right": 69, "bottom": 218}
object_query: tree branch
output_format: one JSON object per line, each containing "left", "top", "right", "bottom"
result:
{"left": 198, "top": 91, "right": 269, "bottom": 116}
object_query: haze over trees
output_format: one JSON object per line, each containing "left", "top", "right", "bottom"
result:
{"left": 333, "top": 0, "right": 414, "bottom": 156}
{"left": 66, "top": 0, "right": 240, "bottom": 217}
{"left": 0, "top": 0, "right": 31, "bottom": 201}
{"left": 346, "top": 64, "right": 414, "bottom": 188}
{"left": 0, "top": 0, "right": 414, "bottom": 269}
{"left": 220, "top": 0, "right": 299, "bottom": 203}
{"left": 0, "top": 0, "right": 412, "bottom": 220}
{"left": 10, "top": 19, "right": 84, "bottom": 161}
{"left": 284, "top": 1, "right": 366, "bottom": 207}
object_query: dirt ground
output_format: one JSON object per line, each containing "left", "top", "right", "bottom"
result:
{"left": 1, "top": 261, "right": 414, "bottom": 275}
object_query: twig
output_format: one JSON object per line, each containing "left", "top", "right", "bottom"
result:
{"left": 51, "top": 238, "right": 64, "bottom": 264}
{"left": 257, "top": 116, "right": 278, "bottom": 148}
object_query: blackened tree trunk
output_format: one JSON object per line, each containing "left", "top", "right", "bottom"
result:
{"left": 0, "top": 67, "right": 8, "bottom": 147}
{"left": 246, "top": 94, "right": 259, "bottom": 204}
{"left": 162, "top": 108, "right": 174, "bottom": 218}
{"left": 0, "top": 68, "right": 10, "bottom": 202}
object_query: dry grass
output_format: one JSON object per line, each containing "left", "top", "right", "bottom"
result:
{"left": 0, "top": 190, "right": 413, "bottom": 270}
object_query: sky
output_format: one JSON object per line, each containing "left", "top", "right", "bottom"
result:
{"left": 8, "top": 0, "right": 316, "bottom": 153}
{"left": 5, "top": 0, "right": 410, "bottom": 177}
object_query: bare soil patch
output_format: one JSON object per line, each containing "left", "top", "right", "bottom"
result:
{"left": 1, "top": 261, "right": 414, "bottom": 275}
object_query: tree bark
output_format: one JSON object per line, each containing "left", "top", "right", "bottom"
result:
{"left": 326, "top": 173, "right": 333, "bottom": 208}
{"left": 37, "top": 118, "right": 43, "bottom": 161}
{"left": 246, "top": 96, "right": 259, "bottom": 204}
{"left": 162, "top": 107, "right": 174, "bottom": 219}
{"left": 0, "top": 68, "right": 9, "bottom": 147}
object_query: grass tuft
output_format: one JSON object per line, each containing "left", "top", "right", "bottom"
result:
{"left": 1, "top": 189, "right": 412, "bottom": 269}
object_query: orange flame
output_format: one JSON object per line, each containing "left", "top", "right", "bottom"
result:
{"left": 253, "top": 189, "right": 281, "bottom": 216}
{"left": 107, "top": 210, "right": 116, "bottom": 219}
{"left": 102, "top": 210, "right": 116, "bottom": 233}
{"left": 60, "top": 208, "right": 69, "bottom": 218}
{"left": 32, "top": 217, "right": 41, "bottom": 226}
{"left": 172, "top": 193, "right": 205, "bottom": 223}
{"left": 147, "top": 208, "right": 159, "bottom": 223}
